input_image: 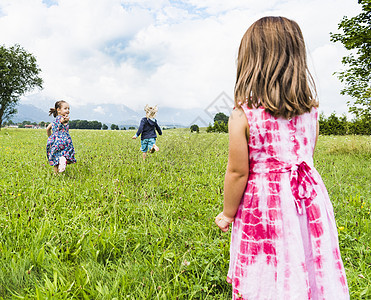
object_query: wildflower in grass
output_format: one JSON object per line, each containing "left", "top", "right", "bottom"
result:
{"left": 339, "top": 226, "right": 345, "bottom": 231}
{"left": 126, "top": 199, "right": 130, "bottom": 202}
{"left": 17, "top": 194, "right": 21, "bottom": 196}
{"left": 182, "top": 259, "right": 190, "bottom": 266}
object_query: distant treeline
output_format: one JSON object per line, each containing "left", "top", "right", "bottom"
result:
{"left": 3, "top": 119, "right": 178, "bottom": 131}
{"left": 319, "top": 113, "right": 370, "bottom": 135}
{"left": 69, "top": 119, "right": 103, "bottom": 130}
{"left": 204, "top": 112, "right": 370, "bottom": 135}
{"left": 5, "top": 114, "right": 369, "bottom": 135}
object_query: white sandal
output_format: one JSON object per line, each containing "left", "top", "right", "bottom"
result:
{"left": 58, "top": 156, "right": 67, "bottom": 173}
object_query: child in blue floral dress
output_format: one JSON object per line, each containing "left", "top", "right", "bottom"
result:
{"left": 46, "top": 100, "right": 76, "bottom": 174}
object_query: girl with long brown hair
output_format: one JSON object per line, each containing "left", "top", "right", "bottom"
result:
{"left": 215, "top": 17, "right": 349, "bottom": 299}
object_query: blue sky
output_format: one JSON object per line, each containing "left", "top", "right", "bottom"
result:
{"left": 0, "top": 0, "right": 362, "bottom": 116}
{"left": 42, "top": 0, "right": 58, "bottom": 8}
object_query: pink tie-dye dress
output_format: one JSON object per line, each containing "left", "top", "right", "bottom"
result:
{"left": 227, "top": 105, "right": 349, "bottom": 299}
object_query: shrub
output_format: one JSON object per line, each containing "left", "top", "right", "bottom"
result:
{"left": 190, "top": 124, "right": 199, "bottom": 133}
{"left": 206, "top": 121, "right": 227, "bottom": 133}
{"left": 319, "top": 112, "right": 370, "bottom": 135}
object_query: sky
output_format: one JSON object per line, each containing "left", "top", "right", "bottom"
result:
{"left": 0, "top": 0, "right": 362, "bottom": 116}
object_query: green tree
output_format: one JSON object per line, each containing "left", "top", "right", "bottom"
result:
{"left": 190, "top": 124, "right": 199, "bottom": 133}
{"left": 219, "top": 121, "right": 228, "bottom": 133}
{"left": 69, "top": 120, "right": 78, "bottom": 129}
{"left": 213, "top": 121, "right": 221, "bottom": 132}
{"left": 111, "top": 124, "right": 119, "bottom": 130}
{"left": 330, "top": 0, "right": 371, "bottom": 119}
{"left": 0, "top": 44, "right": 43, "bottom": 129}
{"left": 102, "top": 124, "right": 108, "bottom": 130}
{"left": 206, "top": 123, "right": 214, "bottom": 133}
{"left": 214, "top": 112, "right": 229, "bottom": 125}
{"left": 90, "top": 120, "right": 102, "bottom": 130}
{"left": 77, "top": 120, "right": 89, "bottom": 129}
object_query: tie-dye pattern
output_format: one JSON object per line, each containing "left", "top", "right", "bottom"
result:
{"left": 227, "top": 105, "right": 349, "bottom": 299}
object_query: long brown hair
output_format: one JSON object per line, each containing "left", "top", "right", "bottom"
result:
{"left": 49, "top": 100, "right": 67, "bottom": 117}
{"left": 234, "top": 16, "right": 318, "bottom": 119}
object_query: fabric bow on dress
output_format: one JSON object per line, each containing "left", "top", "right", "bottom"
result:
{"left": 289, "top": 161, "right": 318, "bottom": 215}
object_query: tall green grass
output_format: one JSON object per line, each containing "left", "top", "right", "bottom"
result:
{"left": 314, "top": 135, "right": 370, "bottom": 299}
{"left": 0, "top": 129, "right": 369, "bottom": 299}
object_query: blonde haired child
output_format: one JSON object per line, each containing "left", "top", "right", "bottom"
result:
{"left": 46, "top": 100, "right": 76, "bottom": 174}
{"left": 215, "top": 16, "right": 349, "bottom": 299}
{"left": 132, "top": 105, "right": 162, "bottom": 160}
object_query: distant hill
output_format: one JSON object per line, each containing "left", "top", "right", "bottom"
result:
{"left": 11, "top": 104, "right": 48, "bottom": 123}
{"left": 10, "top": 102, "right": 216, "bottom": 127}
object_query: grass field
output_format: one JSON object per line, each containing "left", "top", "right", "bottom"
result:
{"left": 0, "top": 128, "right": 370, "bottom": 299}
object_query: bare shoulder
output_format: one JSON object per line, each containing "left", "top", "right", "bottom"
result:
{"left": 229, "top": 107, "right": 247, "bottom": 122}
{"left": 229, "top": 108, "right": 249, "bottom": 134}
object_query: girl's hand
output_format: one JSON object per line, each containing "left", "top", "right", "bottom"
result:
{"left": 132, "top": 135, "right": 137, "bottom": 139}
{"left": 215, "top": 212, "right": 234, "bottom": 232}
{"left": 61, "top": 115, "right": 70, "bottom": 124}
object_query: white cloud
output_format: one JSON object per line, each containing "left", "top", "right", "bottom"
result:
{"left": 0, "top": 0, "right": 363, "bottom": 115}
{"left": 93, "top": 105, "right": 105, "bottom": 114}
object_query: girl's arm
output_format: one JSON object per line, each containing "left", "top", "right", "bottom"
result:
{"left": 216, "top": 108, "right": 250, "bottom": 232}
{"left": 314, "top": 119, "right": 319, "bottom": 151}
{"left": 46, "top": 123, "right": 52, "bottom": 137}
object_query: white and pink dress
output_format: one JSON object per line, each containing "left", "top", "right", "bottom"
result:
{"left": 227, "top": 105, "right": 349, "bottom": 299}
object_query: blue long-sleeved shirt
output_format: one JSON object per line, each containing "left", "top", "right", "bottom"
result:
{"left": 135, "top": 117, "right": 162, "bottom": 140}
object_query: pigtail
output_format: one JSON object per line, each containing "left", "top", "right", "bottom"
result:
{"left": 49, "top": 108, "right": 57, "bottom": 117}
{"left": 49, "top": 100, "right": 66, "bottom": 118}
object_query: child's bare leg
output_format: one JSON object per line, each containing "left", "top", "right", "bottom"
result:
{"left": 142, "top": 152, "right": 147, "bottom": 160}
{"left": 53, "top": 166, "right": 59, "bottom": 174}
{"left": 149, "top": 144, "right": 158, "bottom": 154}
